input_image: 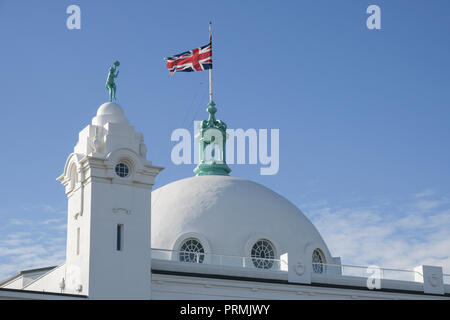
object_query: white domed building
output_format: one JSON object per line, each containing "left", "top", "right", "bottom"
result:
{"left": 0, "top": 99, "right": 449, "bottom": 300}
{"left": 151, "top": 175, "right": 334, "bottom": 272}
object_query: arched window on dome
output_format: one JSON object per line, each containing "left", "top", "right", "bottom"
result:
{"left": 251, "top": 239, "right": 275, "bottom": 269}
{"left": 178, "top": 238, "right": 205, "bottom": 264}
{"left": 312, "top": 249, "right": 326, "bottom": 274}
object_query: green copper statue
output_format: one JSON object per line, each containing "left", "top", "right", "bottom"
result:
{"left": 106, "top": 61, "right": 120, "bottom": 101}
{"left": 194, "top": 101, "right": 231, "bottom": 176}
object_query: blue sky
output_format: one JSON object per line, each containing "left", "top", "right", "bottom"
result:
{"left": 1, "top": 0, "right": 450, "bottom": 279}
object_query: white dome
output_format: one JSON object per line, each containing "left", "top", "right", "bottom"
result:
{"left": 151, "top": 175, "right": 332, "bottom": 263}
{"left": 92, "top": 102, "right": 129, "bottom": 126}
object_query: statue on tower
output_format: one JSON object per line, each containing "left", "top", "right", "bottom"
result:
{"left": 106, "top": 61, "right": 120, "bottom": 101}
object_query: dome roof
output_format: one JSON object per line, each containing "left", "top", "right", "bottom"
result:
{"left": 92, "top": 102, "right": 129, "bottom": 126}
{"left": 151, "top": 175, "right": 332, "bottom": 263}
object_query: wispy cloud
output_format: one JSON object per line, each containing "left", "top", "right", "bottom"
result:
{"left": 412, "top": 199, "right": 448, "bottom": 212}
{"left": 412, "top": 189, "right": 435, "bottom": 199}
{"left": 7, "top": 218, "right": 32, "bottom": 226}
{"left": 302, "top": 190, "right": 450, "bottom": 274}
{"left": 21, "top": 204, "right": 66, "bottom": 215}
{"left": 0, "top": 204, "right": 67, "bottom": 281}
{"left": 40, "top": 218, "right": 64, "bottom": 225}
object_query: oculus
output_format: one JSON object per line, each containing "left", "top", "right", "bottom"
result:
{"left": 115, "top": 162, "right": 130, "bottom": 178}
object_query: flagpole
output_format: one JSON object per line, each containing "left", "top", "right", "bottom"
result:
{"left": 209, "top": 22, "right": 213, "bottom": 104}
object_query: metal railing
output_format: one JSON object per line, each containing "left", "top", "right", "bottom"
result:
{"left": 152, "top": 248, "right": 287, "bottom": 271}
{"left": 152, "top": 248, "right": 425, "bottom": 283}
{"left": 313, "top": 263, "right": 422, "bottom": 282}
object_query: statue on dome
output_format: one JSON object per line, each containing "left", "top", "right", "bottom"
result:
{"left": 106, "top": 61, "right": 120, "bottom": 102}
{"left": 194, "top": 101, "right": 231, "bottom": 176}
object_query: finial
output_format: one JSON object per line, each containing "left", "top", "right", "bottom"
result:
{"left": 194, "top": 101, "right": 231, "bottom": 176}
{"left": 106, "top": 61, "right": 120, "bottom": 102}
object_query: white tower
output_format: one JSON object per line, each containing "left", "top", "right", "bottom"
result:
{"left": 57, "top": 102, "right": 163, "bottom": 299}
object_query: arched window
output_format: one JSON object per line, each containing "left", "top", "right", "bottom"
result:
{"left": 70, "top": 165, "right": 78, "bottom": 190}
{"left": 179, "top": 238, "right": 205, "bottom": 263}
{"left": 251, "top": 239, "right": 275, "bottom": 269}
{"left": 312, "top": 249, "right": 325, "bottom": 274}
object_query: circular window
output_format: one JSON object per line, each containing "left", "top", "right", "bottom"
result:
{"left": 251, "top": 239, "right": 275, "bottom": 269}
{"left": 115, "top": 163, "right": 130, "bottom": 178}
{"left": 179, "top": 239, "right": 205, "bottom": 263}
{"left": 312, "top": 249, "right": 325, "bottom": 274}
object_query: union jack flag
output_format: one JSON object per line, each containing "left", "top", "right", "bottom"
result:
{"left": 164, "top": 42, "right": 212, "bottom": 76}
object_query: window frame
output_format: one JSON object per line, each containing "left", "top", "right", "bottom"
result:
{"left": 312, "top": 248, "right": 326, "bottom": 274}
{"left": 116, "top": 224, "right": 124, "bottom": 251}
{"left": 250, "top": 239, "right": 276, "bottom": 270}
{"left": 178, "top": 238, "right": 205, "bottom": 264}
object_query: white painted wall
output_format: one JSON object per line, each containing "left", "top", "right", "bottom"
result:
{"left": 24, "top": 264, "right": 67, "bottom": 293}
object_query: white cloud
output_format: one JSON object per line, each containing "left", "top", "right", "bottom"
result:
{"left": 40, "top": 218, "right": 63, "bottom": 225}
{"left": 21, "top": 204, "right": 66, "bottom": 215}
{"left": 412, "top": 199, "right": 448, "bottom": 212}
{"left": 412, "top": 189, "right": 435, "bottom": 199}
{"left": 303, "top": 192, "right": 450, "bottom": 275}
{"left": 7, "top": 218, "right": 32, "bottom": 226}
{"left": 0, "top": 206, "right": 67, "bottom": 281}
{"left": 0, "top": 238, "right": 34, "bottom": 247}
